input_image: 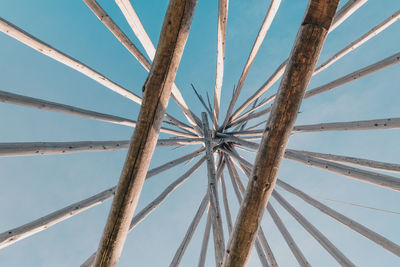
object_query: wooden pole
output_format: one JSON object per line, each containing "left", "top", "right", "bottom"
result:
{"left": 284, "top": 150, "right": 400, "bottom": 191}
{"left": 93, "top": 1, "right": 197, "bottom": 265}
{"left": 201, "top": 112, "right": 225, "bottom": 266}
{"left": 221, "top": 0, "right": 281, "bottom": 130}
{"left": 0, "top": 17, "right": 141, "bottom": 104}
{"left": 272, "top": 190, "right": 355, "bottom": 266}
{"left": 267, "top": 204, "right": 310, "bottom": 267}
{"left": 277, "top": 179, "right": 400, "bottom": 258}
{"left": 290, "top": 149, "right": 400, "bottom": 174}
{"left": 170, "top": 194, "right": 209, "bottom": 267}
{"left": 198, "top": 211, "right": 212, "bottom": 267}
{"left": 213, "top": 0, "right": 229, "bottom": 131}
{"left": 227, "top": 0, "right": 367, "bottom": 124}
{"left": 115, "top": 0, "right": 203, "bottom": 135}
{"left": 82, "top": 157, "right": 206, "bottom": 266}
{"left": 220, "top": 173, "right": 233, "bottom": 233}
{"left": 222, "top": 2, "right": 339, "bottom": 265}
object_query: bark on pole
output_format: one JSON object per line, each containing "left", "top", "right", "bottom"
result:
{"left": 93, "top": 1, "right": 197, "bottom": 266}
{"left": 222, "top": 1, "right": 339, "bottom": 266}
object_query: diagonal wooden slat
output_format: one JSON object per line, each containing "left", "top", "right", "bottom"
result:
{"left": 93, "top": 1, "right": 198, "bottom": 265}
{"left": 222, "top": 2, "right": 339, "bottom": 265}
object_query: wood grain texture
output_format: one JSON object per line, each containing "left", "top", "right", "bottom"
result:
{"left": 222, "top": 1, "right": 339, "bottom": 265}
{"left": 93, "top": 1, "right": 197, "bottom": 265}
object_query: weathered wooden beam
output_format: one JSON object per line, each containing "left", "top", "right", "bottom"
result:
{"left": 277, "top": 179, "right": 400, "bottom": 258}
{"left": 284, "top": 150, "right": 400, "bottom": 191}
{"left": 228, "top": 0, "right": 367, "bottom": 124}
{"left": 315, "top": 9, "right": 400, "bottom": 74}
{"left": 115, "top": 0, "right": 203, "bottom": 135}
{"left": 93, "top": 1, "right": 197, "bottom": 265}
{"left": 198, "top": 211, "right": 212, "bottom": 267}
{"left": 222, "top": 2, "right": 339, "bottom": 265}
{"left": 170, "top": 194, "right": 209, "bottom": 267}
{"left": 221, "top": 0, "right": 281, "bottom": 130}
{"left": 267, "top": 204, "right": 310, "bottom": 267}
{"left": 220, "top": 173, "right": 233, "bottom": 233}
{"left": 213, "top": 0, "right": 229, "bottom": 131}
{"left": 272, "top": 190, "right": 355, "bottom": 266}
{"left": 230, "top": 52, "right": 400, "bottom": 128}
{"left": 291, "top": 149, "right": 400, "bottom": 174}
{"left": 0, "top": 17, "right": 141, "bottom": 104}
{"left": 0, "top": 154, "right": 205, "bottom": 251}
{"left": 201, "top": 112, "right": 225, "bottom": 266}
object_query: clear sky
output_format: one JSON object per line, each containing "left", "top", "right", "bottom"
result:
{"left": 0, "top": 0, "right": 400, "bottom": 266}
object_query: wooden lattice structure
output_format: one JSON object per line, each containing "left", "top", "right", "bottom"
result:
{"left": 1, "top": 0, "right": 400, "bottom": 266}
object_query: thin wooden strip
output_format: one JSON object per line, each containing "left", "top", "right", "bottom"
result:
{"left": 221, "top": 0, "right": 281, "bottom": 129}
{"left": 197, "top": 211, "right": 212, "bottom": 267}
{"left": 93, "top": 2, "right": 197, "bottom": 265}
{"left": 170, "top": 194, "right": 209, "bottom": 267}
{"left": 291, "top": 149, "right": 400, "bottom": 174}
{"left": 202, "top": 113, "right": 225, "bottom": 266}
{"left": 220, "top": 173, "right": 233, "bottom": 233}
{"left": 115, "top": 0, "right": 203, "bottom": 134}
{"left": 213, "top": 0, "right": 229, "bottom": 131}
{"left": 0, "top": 17, "right": 141, "bottom": 104}
{"left": 277, "top": 179, "right": 400, "bottom": 257}
{"left": 223, "top": 2, "right": 339, "bottom": 265}
{"left": 272, "top": 190, "right": 355, "bottom": 266}
{"left": 228, "top": 0, "right": 367, "bottom": 123}
{"left": 284, "top": 150, "right": 400, "bottom": 192}
{"left": 267, "top": 204, "right": 310, "bottom": 267}
{"left": 82, "top": 157, "right": 206, "bottom": 266}
{"left": 0, "top": 154, "right": 205, "bottom": 251}
{"left": 315, "top": 9, "right": 400, "bottom": 74}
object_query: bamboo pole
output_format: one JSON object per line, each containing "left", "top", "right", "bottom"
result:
{"left": 220, "top": 0, "right": 281, "bottom": 130}
{"left": 314, "top": 9, "right": 400, "bottom": 74}
{"left": 201, "top": 113, "right": 225, "bottom": 266}
{"left": 223, "top": 2, "right": 339, "bottom": 265}
{"left": 170, "top": 194, "right": 209, "bottom": 267}
{"left": 0, "top": 155, "right": 205, "bottom": 251}
{"left": 0, "top": 138, "right": 205, "bottom": 157}
{"left": 291, "top": 149, "right": 400, "bottom": 174}
{"left": 115, "top": 0, "right": 203, "bottom": 135}
{"left": 213, "top": 0, "right": 229, "bottom": 131}
{"left": 284, "top": 150, "right": 400, "bottom": 192}
{"left": 267, "top": 204, "right": 310, "bottom": 267}
{"left": 227, "top": 0, "right": 367, "bottom": 124}
{"left": 0, "top": 17, "right": 141, "bottom": 104}
{"left": 272, "top": 190, "right": 355, "bottom": 266}
{"left": 277, "top": 179, "right": 400, "bottom": 258}
{"left": 224, "top": 155, "right": 274, "bottom": 267}
{"left": 198, "top": 211, "right": 212, "bottom": 267}
{"left": 93, "top": 1, "right": 197, "bottom": 265}
{"left": 230, "top": 52, "right": 400, "bottom": 128}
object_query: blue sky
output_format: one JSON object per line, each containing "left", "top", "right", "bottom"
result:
{"left": 1, "top": 0, "right": 400, "bottom": 266}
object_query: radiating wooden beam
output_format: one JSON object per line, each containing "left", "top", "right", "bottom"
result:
{"left": 291, "top": 149, "right": 400, "bottom": 174}
{"left": 228, "top": 0, "right": 367, "bottom": 124}
{"left": 220, "top": 173, "right": 233, "bottom": 233}
{"left": 191, "top": 84, "right": 212, "bottom": 118}
{"left": 198, "top": 211, "right": 212, "bottom": 267}
{"left": 222, "top": 2, "right": 339, "bottom": 265}
{"left": 267, "top": 204, "right": 310, "bottom": 267}
{"left": 0, "top": 17, "right": 141, "bottom": 104}
{"left": 221, "top": 0, "right": 281, "bottom": 130}
{"left": 277, "top": 179, "right": 400, "bottom": 258}
{"left": 115, "top": 0, "right": 203, "bottom": 135}
{"left": 0, "top": 154, "right": 205, "bottom": 251}
{"left": 170, "top": 194, "right": 209, "bottom": 267}
{"left": 229, "top": 52, "right": 400, "bottom": 128}
{"left": 272, "top": 190, "right": 355, "bottom": 266}
{"left": 201, "top": 113, "right": 225, "bottom": 266}
{"left": 93, "top": 1, "right": 197, "bottom": 265}
{"left": 284, "top": 150, "right": 400, "bottom": 191}
{"left": 314, "top": 9, "right": 400, "bottom": 74}
{"left": 212, "top": 0, "right": 229, "bottom": 131}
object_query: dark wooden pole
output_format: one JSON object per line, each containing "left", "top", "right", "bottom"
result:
{"left": 222, "top": 1, "right": 339, "bottom": 266}
{"left": 93, "top": 1, "right": 197, "bottom": 266}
